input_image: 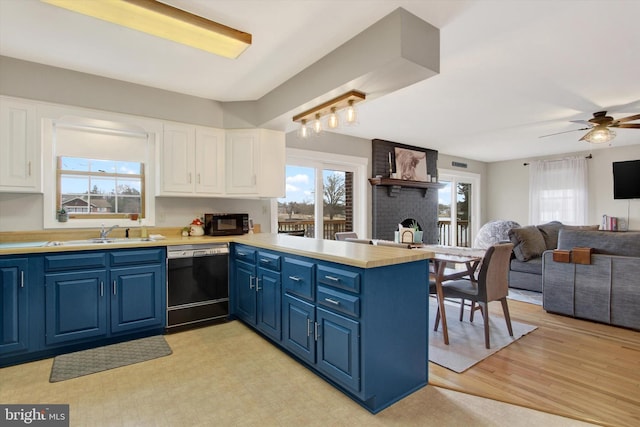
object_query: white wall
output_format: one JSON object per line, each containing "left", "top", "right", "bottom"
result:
{"left": 486, "top": 145, "right": 640, "bottom": 229}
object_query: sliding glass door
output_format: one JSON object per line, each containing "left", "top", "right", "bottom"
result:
{"left": 438, "top": 170, "right": 480, "bottom": 247}
{"left": 277, "top": 149, "right": 367, "bottom": 239}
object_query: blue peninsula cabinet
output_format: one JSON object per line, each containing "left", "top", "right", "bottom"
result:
{"left": 233, "top": 245, "right": 282, "bottom": 342}
{"left": 230, "top": 235, "right": 430, "bottom": 414}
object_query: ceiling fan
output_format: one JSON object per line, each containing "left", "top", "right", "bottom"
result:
{"left": 540, "top": 111, "right": 640, "bottom": 143}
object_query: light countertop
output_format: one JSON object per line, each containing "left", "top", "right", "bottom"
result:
{"left": 0, "top": 232, "right": 432, "bottom": 269}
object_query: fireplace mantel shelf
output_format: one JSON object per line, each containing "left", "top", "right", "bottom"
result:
{"left": 369, "top": 177, "right": 445, "bottom": 197}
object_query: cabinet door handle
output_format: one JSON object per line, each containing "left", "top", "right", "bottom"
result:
{"left": 324, "top": 275, "right": 340, "bottom": 282}
{"left": 255, "top": 277, "right": 262, "bottom": 291}
{"left": 188, "top": 173, "right": 192, "bottom": 184}
{"left": 324, "top": 298, "right": 340, "bottom": 305}
{"left": 28, "top": 161, "right": 32, "bottom": 177}
{"left": 196, "top": 173, "right": 201, "bottom": 184}
{"left": 249, "top": 275, "right": 255, "bottom": 289}
{"left": 100, "top": 281, "right": 104, "bottom": 297}
{"left": 259, "top": 258, "right": 271, "bottom": 264}
{"left": 20, "top": 271, "right": 24, "bottom": 288}
{"left": 307, "top": 318, "right": 311, "bottom": 337}
{"left": 314, "top": 321, "right": 319, "bottom": 341}
{"left": 113, "top": 280, "right": 117, "bottom": 295}
{"left": 288, "top": 275, "right": 301, "bottom": 282}
{"left": 237, "top": 251, "right": 247, "bottom": 257}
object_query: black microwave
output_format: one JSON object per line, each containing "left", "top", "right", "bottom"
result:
{"left": 204, "top": 213, "right": 249, "bottom": 236}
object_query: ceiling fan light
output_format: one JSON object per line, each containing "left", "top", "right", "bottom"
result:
{"left": 584, "top": 127, "right": 615, "bottom": 144}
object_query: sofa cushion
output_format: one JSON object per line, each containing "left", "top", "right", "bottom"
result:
{"left": 536, "top": 221, "right": 563, "bottom": 250}
{"left": 557, "top": 229, "right": 640, "bottom": 257}
{"left": 510, "top": 257, "right": 542, "bottom": 275}
{"left": 508, "top": 226, "right": 547, "bottom": 261}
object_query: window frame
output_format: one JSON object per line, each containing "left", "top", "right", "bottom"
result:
{"left": 56, "top": 156, "right": 146, "bottom": 219}
{"left": 41, "top": 109, "right": 159, "bottom": 230}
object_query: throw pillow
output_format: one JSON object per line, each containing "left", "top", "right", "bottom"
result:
{"left": 537, "top": 221, "right": 563, "bottom": 250}
{"left": 508, "top": 226, "right": 547, "bottom": 261}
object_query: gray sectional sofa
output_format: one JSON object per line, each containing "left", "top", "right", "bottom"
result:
{"left": 542, "top": 229, "right": 640, "bottom": 330}
{"left": 507, "top": 221, "right": 599, "bottom": 292}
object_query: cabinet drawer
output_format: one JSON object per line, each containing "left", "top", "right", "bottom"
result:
{"left": 316, "top": 265, "right": 360, "bottom": 293}
{"left": 317, "top": 286, "right": 360, "bottom": 318}
{"left": 44, "top": 252, "right": 107, "bottom": 272}
{"left": 257, "top": 251, "right": 281, "bottom": 271}
{"left": 283, "top": 258, "right": 314, "bottom": 300}
{"left": 110, "top": 248, "right": 164, "bottom": 266}
{"left": 234, "top": 245, "right": 256, "bottom": 264}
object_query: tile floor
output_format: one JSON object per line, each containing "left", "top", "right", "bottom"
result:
{"left": 0, "top": 321, "right": 593, "bottom": 426}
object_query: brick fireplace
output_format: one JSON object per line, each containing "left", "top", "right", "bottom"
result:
{"left": 371, "top": 139, "right": 440, "bottom": 243}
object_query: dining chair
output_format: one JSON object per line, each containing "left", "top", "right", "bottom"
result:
{"left": 435, "top": 242, "right": 514, "bottom": 349}
{"left": 335, "top": 231, "right": 358, "bottom": 241}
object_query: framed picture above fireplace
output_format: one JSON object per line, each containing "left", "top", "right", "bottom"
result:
{"left": 395, "top": 147, "right": 428, "bottom": 181}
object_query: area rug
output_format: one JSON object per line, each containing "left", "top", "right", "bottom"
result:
{"left": 50, "top": 335, "right": 172, "bottom": 382}
{"left": 428, "top": 298, "right": 537, "bottom": 373}
{"left": 507, "top": 289, "right": 542, "bottom": 305}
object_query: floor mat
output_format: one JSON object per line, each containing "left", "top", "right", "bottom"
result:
{"left": 49, "top": 335, "right": 172, "bottom": 382}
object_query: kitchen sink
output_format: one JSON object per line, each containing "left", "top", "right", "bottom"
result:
{"left": 46, "top": 237, "right": 155, "bottom": 246}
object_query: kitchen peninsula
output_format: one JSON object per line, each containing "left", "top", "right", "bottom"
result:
{"left": 0, "top": 232, "right": 432, "bottom": 414}
{"left": 230, "top": 233, "right": 433, "bottom": 413}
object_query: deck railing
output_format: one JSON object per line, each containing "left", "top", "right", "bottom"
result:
{"left": 438, "top": 220, "right": 470, "bottom": 247}
{"left": 278, "top": 219, "right": 347, "bottom": 239}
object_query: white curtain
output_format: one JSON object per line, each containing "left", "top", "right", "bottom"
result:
{"left": 529, "top": 157, "right": 588, "bottom": 225}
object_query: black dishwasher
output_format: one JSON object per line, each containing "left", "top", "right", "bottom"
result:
{"left": 166, "top": 243, "right": 229, "bottom": 332}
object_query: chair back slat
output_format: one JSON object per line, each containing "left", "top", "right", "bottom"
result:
{"left": 477, "top": 243, "right": 513, "bottom": 301}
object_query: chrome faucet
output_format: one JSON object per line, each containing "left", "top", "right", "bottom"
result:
{"left": 99, "top": 224, "right": 120, "bottom": 239}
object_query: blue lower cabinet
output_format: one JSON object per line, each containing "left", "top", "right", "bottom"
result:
{"left": 256, "top": 267, "right": 281, "bottom": 341}
{"left": 316, "top": 307, "right": 360, "bottom": 393}
{"left": 283, "top": 294, "right": 315, "bottom": 364}
{"left": 234, "top": 260, "right": 257, "bottom": 324}
{"left": 45, "top": 270, "right": 109, "bottom": 345}
{"left": 0, "top": 258, "right": 29, "bottom": 355}
{"left": 44, "top": 248, "right": 165, "bottom": 346}
{"left": 232, "top": 250, "right": 282, "bottom": 342}
{"left": 111, "top": 264, "right": 164, "bottom": 333}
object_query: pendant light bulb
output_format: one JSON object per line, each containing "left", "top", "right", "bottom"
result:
{"left": 328, "top": 107, "right": 339, "bottom": 129}
{"left": 298, "top": 119, "right": 309, "bottom": 139}
{"left": 346, "top": 100, "right": 357, "bottom": 124}
{"left": 313, "top": 113, "right": 322, "bottom": 134}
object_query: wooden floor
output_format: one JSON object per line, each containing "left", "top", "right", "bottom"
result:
{"left": 429, "top": 299, "right": 640, "bottom": 427}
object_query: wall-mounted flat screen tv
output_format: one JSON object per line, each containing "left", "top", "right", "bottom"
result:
{"left": 613, "top": 159, "right": 640, "bottom": 199}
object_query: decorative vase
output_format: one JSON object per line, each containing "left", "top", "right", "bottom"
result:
{"left": 413, "top": 230, "right": 423, "bottom": 243}
{"left": 57, "top": 213, "right": 68, "bottom": 222}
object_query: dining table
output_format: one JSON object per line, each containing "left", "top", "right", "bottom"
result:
{"left": 419, "top": 245, "right": 485, "bottom": 345}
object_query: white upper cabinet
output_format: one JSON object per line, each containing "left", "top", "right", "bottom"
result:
{"left": 225, "top": 129, "right": 285, "bottom": 197}
{"left": 0, "top": 97, "right": 40, "bottom": 192}
{"left": 159, "top": 123, "right": 225, "bottom": 196}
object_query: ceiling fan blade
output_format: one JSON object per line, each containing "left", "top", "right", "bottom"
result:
{"left": 539, "top": 127, "right": 590, "bottom": 138}
{"left": 616, "top": 123, "right": 640, "bottom": 129}
{"left": 570, "top": 120, "right": 593, "bottom": 126}
{"left": 614, "top": 113, "right": 640, "bottom": 124}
